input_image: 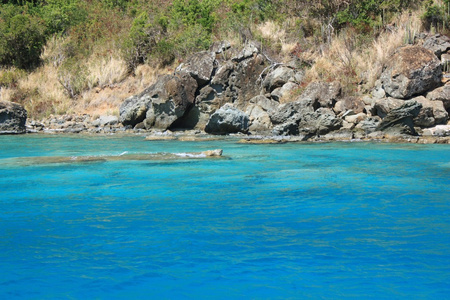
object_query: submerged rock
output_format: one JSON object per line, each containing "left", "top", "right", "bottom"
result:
{"left": 11, "top": 150, "right": 225, "bottom": 166}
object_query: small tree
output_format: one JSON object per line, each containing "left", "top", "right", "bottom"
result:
{"left": 0, "top": 7, "right": 45, "bottom": 69}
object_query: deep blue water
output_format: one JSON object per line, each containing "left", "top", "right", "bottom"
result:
{"left": 0, "top": 135, "right": 449, "bottom": 299}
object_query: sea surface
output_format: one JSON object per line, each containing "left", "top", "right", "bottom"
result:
{"left": 0, "top": 135, "right": 449, "bottom": 299}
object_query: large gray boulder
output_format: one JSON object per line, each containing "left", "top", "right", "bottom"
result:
{"left": 426, "top": 84, "right": 450, "bottom": 111}
{"left": 262, "top": 66, "right": 295, "bottom": 92}
{"left": 271, "top": 82, "right": 298, "bottom": 102}
{"left": 299, "top": 81, "right": 341, "bottom": 108}
{"left": 175, "top": 51, "right": 216, "bottom": 86}
{"left": 182, "top": 44, "right": 269, "bottom": 130}
{"left": 423, "top": 34, "right": 450, "bottom": 59}
{"left": 270, "top": 101, "right": 341, "bottom": 136}
{"left": 377, "top": 100, "right": 422, "bottom": 135}
{"left": 120, "top": 73, "right": 197, "bottom": 129}
{"left": 373, "top": 97, "right": 404, "bottom": 118}
{"left": 298, "top": 108, "right": 342, "bottom": 135}
{"left": 245, "top": 95, "right": 279, "bottom": 133}
{"left": 205, "top": 104, "right": 249, "bottom": 135}
{"left": 412, "top": 96, "right": 448, "bottom": 127}
{"left": 380, "top": 45, "right": 442, "bottom": 99}
{"left": 334, "top": 96, "right": 366, "bottom": 115}
{"left": 231, "top": 53, "right": 269, "bottom": 109}
{"left": 0, "top": 101, "right": 27, "bottom": 134}
{"left": 269, "top": 99, "right": 318, "bottom": 125}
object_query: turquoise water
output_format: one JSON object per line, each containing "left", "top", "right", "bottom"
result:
{"left": 0, "top": 135, "right": 449, "bottom": 299}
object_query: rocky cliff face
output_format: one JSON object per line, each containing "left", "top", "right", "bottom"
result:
{"left": 119, "top": 38, "right": 450, "bottom": 140}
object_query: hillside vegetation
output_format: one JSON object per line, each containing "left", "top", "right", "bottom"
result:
{"left": 1, "top": 0, "right": 449, "bottom": 119}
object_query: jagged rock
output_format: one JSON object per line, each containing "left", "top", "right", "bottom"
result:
{"left": 120, "top": 73, "right": 197, "bottom": 129}
{"left": 412, "top": 96, "right": 448, "bottom": 127}
{"left": 345, "top": 112, "right": 367, "bottom": 124}
{"left": 232, "top": 43, "right": 258, "bottom": 62}
{"left": 289, "top": 70, "right": 305, "bottom": 84}
{"left": 356, "top": 116, "right": 382, "bottom": 134}
{"left": 426, "top": 85, "right": 450, "bottom": 111}
{"left": 175, "top": 51, "right": 216, "bottom": 86}
{"left": 272, "top": 120, "right": 300, "bottom": 136}
{"left": 231, "top": 53, "right": 269, "bottom": 109}
{"left": 422, "top": 34, "right": 450, "bottom": 59}
{"left": 271, "top": 82, "right": 298, "bottom": 102}
{"left": 269, "top": 99, "right": 317, "bottom": 125}
{"left": 299, "top": 108, "right": 342, "bottom": 135}
{"left": 210, "top": 41, "right": 231, "bottom": 54}
{"left": 372, "top": 80, "right": 386, "bottom": 99}
{"left": 373, "top": 97, "right": 404, "bottom": 118}
{"left": 245, "top": 96, "right": 279, "bottom": 133}
{"left": 376, "top": 100, "right": 422, "bottom": 135}
{"left": 0, "top": 101, "right": 27, "bottom": 134}
{"left": 323, "top": 129, "right": 354, "bottom": 141}
{"left": 205, "top": 104, "right": 249, "bottom": 134}
{"left": 262, "top": 66, "right": 295, "bottom": 92}
{"left": 334, "top": 96, "right": 366, "bottom": 115}
{"left": 92, "top": 115, "right": 119, "bottom": 127}
{"left": 299, "top": 81, "right": 341, "bottom": 108}
{"left": 380, "top": 45, "right": 442, "bottom": 99}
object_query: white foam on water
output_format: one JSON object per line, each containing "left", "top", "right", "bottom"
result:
{"left": 175, "top": 152, "right": 206, "bottom": 158}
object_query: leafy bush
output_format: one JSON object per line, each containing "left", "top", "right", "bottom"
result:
{"left": 0, "top": 6, "right": 46, "bottom": 69}
{"left": 171, "top": 0, "right": 217, "bottom": 32}
{"left": 121, "top": 12, "right": 166, "bottom": 70}
{"left": 40, "top": 0, "right": 87, "bottom": 35}
{"left": 422, "top": 0, "right": 450, "bottom": 31}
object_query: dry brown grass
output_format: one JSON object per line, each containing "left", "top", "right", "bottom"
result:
{"left": 301, "top": 10, "right": 424, "bottom": 95}
{"left": 75, "top": 62, "right": 172, "bottom": 117}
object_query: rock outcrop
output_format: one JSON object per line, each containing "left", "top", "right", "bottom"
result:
{"left": 380, "top": 45, "right": 442, "bottom": 99}
{"left": 0, "top": 101, "right": 27, "bottom": 134}
{"left": 299, "top": 81, "right": 341, "bottom": 108}
{"left": 120, "top": 73, "right": 197, "bottom": 130}
{"left": 205, "top": 104, "right": 249, "bottom": 135}
{"left": 115, "top": 40, "right": 450, "bottom": 141}
{"left": 377, "top": 100, "right": 422, "bottom": 135}
{"left": 423, "top": 34, "right": 450, "bottom": 59}
{"left": 426, "top": 85, "right": 450, "bottom": 111}
{"left": 412, "top": 96, "right": 448, "bottom": 127}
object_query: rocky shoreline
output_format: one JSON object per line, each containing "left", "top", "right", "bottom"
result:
{"left": 2, "top": 34, "right": 450, "bottom": 144}
{"left": 21, "top": 114, "right": 450, "bottom": 144}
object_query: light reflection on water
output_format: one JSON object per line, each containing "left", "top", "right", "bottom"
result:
{"left": 0, "top": 135, "right": 449, "bottom": 299}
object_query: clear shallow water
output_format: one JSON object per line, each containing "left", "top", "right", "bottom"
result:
{"left": 0, "top": 135, "right": 449, "bottom": 299}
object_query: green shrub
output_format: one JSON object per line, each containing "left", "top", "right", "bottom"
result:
{"left": 152, "top": 39, "right": 176, "bottom": 66}
{"left": 422, "top": 0, "right": 450, "bottom": 31}
{"left": 171, "top": 0, "right": 217, "bottom": 32}
{"left": 121, "top": 12, "right": 166, "bottom": 70}
{"left": 0, "top": 6, "right": 46, "bottom": 69}
{"left": 0, "top": 68, "right": 26, "bottom": 88}
{"left": 40, "top": 0, "right": 87, "bottom": 35}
